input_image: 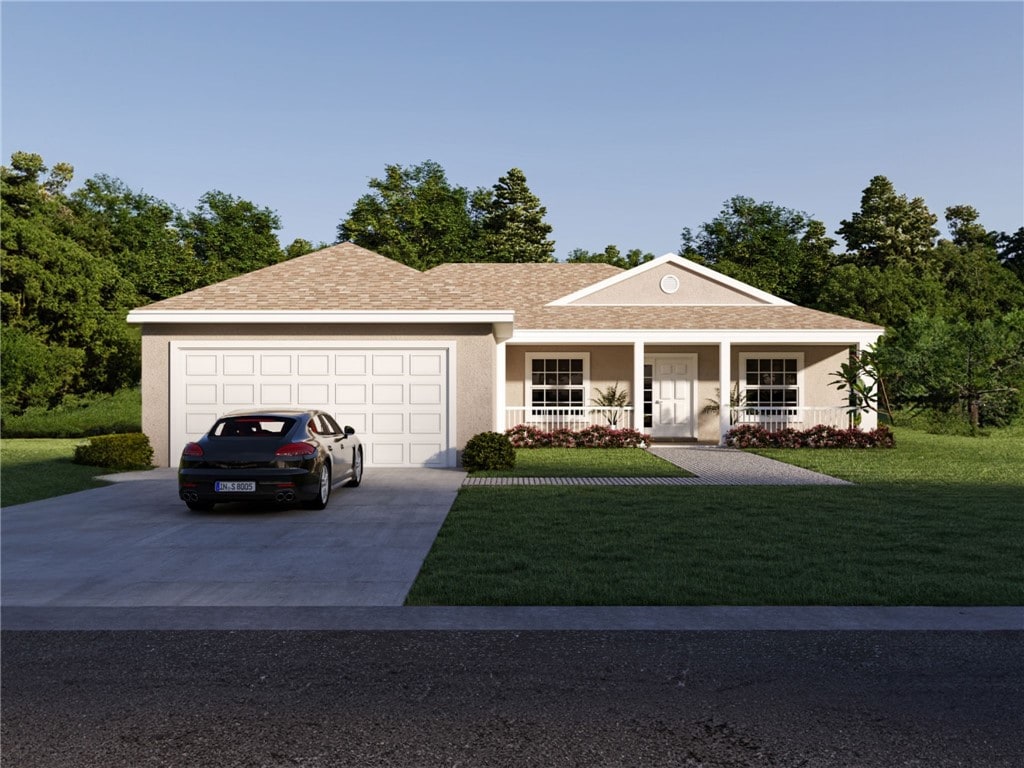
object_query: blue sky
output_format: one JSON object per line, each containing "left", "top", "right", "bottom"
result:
{"left": 3, "top": 2, "right": 1022, "bottom": 259}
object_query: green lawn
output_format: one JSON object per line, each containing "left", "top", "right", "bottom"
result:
{"left": 407, "top": 426, "right": 1024, "bottom": 606}
{"left": 475, "top": 448, "right": 693, "bottom": 477}
{"left": 1, "top": 439, "right": 110, "bottom": 507}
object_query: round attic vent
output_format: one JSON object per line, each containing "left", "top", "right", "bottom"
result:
{"left": 660, "top": 274, "right": 680, "bottom": 294}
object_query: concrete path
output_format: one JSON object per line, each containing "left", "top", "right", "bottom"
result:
{"left": 1, "top": 467, "right": 465, "bottom": 611}
{"left": 463, "top": 445, "right": 851, "bottom": 486}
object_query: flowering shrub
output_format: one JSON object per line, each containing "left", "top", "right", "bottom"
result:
{"left": 724, "top": 423, "right": 895, "bottom": 449}
{"left": 505, "top": 424, "right": 649, "bottom": 449}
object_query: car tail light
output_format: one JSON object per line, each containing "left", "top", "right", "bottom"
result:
{"left": 275, "top": 442, "right": 316, "bottom": 457}
{"left": 182, "top": 442, "right": 204, "bottom": 457}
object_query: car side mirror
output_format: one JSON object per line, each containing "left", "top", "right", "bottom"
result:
{"left": 344, "top": 426, "right": 355, "bottom": 436}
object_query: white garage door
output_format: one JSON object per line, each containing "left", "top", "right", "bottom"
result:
{"left": 170, "top": 342, "right": 454, "bottom": 467}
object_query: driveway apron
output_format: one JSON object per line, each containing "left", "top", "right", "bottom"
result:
{"left": 1, "top": 468, "right": 465, "bottom": 609}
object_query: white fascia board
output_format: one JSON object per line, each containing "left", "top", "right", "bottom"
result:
{"left": 126, "top": 309, "right": 515, "bottom": 325}
{"left": 509, "top": 328, "right": 884, "bottom": 345}
{"left": 548, "top": 252, "right": 793, "bottom": 307}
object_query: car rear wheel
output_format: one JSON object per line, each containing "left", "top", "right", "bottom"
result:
{"left": 347, "top": 447, "right": 363, "bottom": 487}
{"left": 304, "top": 464, "right": 331, "bottom": 510}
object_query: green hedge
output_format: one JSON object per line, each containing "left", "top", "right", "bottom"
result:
{"left": 462, "top": 431, "right": 516, "bottom": 471}
{"left": 1, "top": 387, "right": 142, "bottom": 438}
{"left": 73, "top": 432, "right": 154, "bottom": 470}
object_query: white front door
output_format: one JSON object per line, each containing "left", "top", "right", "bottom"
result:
{"left": 648, "top": 354, "right": 697, "bottom": 439}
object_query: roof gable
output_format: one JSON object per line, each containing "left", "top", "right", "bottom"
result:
{"left": 548, "top": 253, "right": 792, "bottom": 307}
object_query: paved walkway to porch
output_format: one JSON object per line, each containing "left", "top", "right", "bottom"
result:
{"left": 462, "top": 445, "right": 852, "bottom": 487}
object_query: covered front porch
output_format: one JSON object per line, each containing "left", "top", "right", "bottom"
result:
{"left": 495, "top": 336, "right": 879, "bottom": 444}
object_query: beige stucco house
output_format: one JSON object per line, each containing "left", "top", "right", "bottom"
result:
{"left": 127, "top": 243, "right": 884, "bottom": 468}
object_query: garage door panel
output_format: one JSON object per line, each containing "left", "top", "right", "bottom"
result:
{"left": 372, "top": 443, "right": 405, "bottom": 465}
{"left": 372, "top": 413, "right": 404, "bottom": 434}
{"left": 410, "top": 384, "right": 441, "bottom": 404}
{"left": 224, "top": 355, "right": 254, "bottom": 375}
{"left": 186, "top": 384, "right": 217, "bottom": 404}
{"left": 186, "top": 355, "right": 217, "bottom": 376}
{"left": 298, "top": 355, "right": 329, "bottom": 376}
{"left": 334, "top": 412, "right": 366, "bottom": 433}
{"left": 409, "top": 413, "right": 441, "bottom": 434}
{"left": 372, "top": 384, "right": 404, "bottom": 404}
{"left": 260, "top": 383, "right": 292, "bottom": 404}
{"left": 335, "top": 354, "right": 367, "bottom": 375}
{"left": 372, "top": 355, "right": 404, "bottom": 375}
{"left": 410, "top": 443, "right": 445, "bottom": 466}
{"left": 298, "top": 383, "right": 330, "bottom": 405}
{"left": 336, "top": 384, "right": 366, "bottom": 404}
{"left": 223, "top": 384, "right": 255, "bottom": 404}
{"left": 261, "top": 356, "right": 292, "bottom": 375}
{"left": 186, "top": 412, "right": 217, "bottom": 433}
{"left": 173, "top": 345, "right": 452, "bottom": 467}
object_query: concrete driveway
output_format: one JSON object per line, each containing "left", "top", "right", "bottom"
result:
{"left": 1, "top": 467, "right": 465, "bottom": 609}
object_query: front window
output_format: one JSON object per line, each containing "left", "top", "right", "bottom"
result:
{"left": 527, "top": 354, "right": 588, "bottom": 418}
{"left": 741, "top": 355, "right": 801, "bottom": 415}
{"left": 212, "top": 416, "right": 293, "bottom": 437}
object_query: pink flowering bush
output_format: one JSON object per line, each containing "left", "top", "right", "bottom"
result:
{"left": 505, "top": 424, "right": 649, "bottom": 449}
{"left": 724, "top": 424, "right": 895, "bottom": 449}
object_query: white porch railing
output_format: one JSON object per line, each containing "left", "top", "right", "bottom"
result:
{"left": 504, "top": 407, "right": 635, "bottom": 431}
{"left": 732, "top": 406, "right": 852, "bottom": 432}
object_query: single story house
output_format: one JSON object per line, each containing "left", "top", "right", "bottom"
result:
{"left": 127, "top": 243, "right": 884, "bottom": 468}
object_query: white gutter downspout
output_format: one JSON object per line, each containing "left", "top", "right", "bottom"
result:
{"left": 495, "top": 340, "right": 507, "bottom": 433}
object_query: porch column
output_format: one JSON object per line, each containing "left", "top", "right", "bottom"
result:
{"left": 719, "top": 340, "right": 732, "bottom": 445}
{"left": 495, "top": 340, "right": 507, "bottom": 433}
{"left": 633, "top": 340, "right": 645, "bottom": 432}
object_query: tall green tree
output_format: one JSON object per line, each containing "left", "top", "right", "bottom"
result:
{"left": 877, "top": 311, "right": 1024, "bottom": 428}
{"left": 177, "top": 190, "right": 284, "bottom": 284}
{"left": 67, "top": 174, "right": 199, "bottom": 301}
{"left": 836, "top": 175, "right": 939, "bottom": 270}
{"left": 1, "top": 152, "right": 140, "bottom": 410}
{"left": 337, "top": 161, "right": 480, "bottom": 269}
{"left": 678, "top": 195, "right": 836, "bottom": 305}
{"left": 477, "top": 168, "right": 555, "bottom": 263}
{"left": 996, "top": 227, "right": 1024, "bottom": 281}
{"left": 827, "top": 194, "right": 1024, "bottom": 427}
{"left": 566, "top": 245, "right": 654, "bottom": 269}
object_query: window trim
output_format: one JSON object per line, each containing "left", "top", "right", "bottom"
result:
{"left": 524, "top": 352, "right": 591, "bottom": 421}
{"left": 737, "top": 352, "right": 805, "bottom": 420}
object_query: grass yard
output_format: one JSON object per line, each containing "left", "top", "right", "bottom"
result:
{"left": 1, "top": 439, "right": 110, "bottom": 507}
{"left": 475, "top": 448, "right": 693, "bottom": 477}
{"left": 407, "top": 426, "right": 1024, "bottom": 606}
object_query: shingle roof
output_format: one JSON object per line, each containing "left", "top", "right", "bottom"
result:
{"left": 132, "top": 243, "right": 882, "bottom": 332}
{"left": 138, "top": 243, "right": 428, "bottom": 311}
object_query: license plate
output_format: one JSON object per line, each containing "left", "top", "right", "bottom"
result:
{"left": 215, "top": 481, "right": 256, "bottom": 493}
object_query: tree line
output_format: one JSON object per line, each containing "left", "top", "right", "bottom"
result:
{"left": 680, "top": 180, "right": 1023, "bottom": 429}
{"left": 3, "top": 151, "right": 1022, "bottom": 429}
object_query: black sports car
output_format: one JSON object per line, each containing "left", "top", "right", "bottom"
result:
{"left": 177, "top": 409, "right": 363, "bottom": 511}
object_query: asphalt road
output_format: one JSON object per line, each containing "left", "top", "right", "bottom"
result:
{"left": 3, "top": 630, "right": 1021, "bottom": 767}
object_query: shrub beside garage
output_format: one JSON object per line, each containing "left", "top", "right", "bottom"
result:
{"left": 73, "top": 433, "right": 154, "bottom": 470}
